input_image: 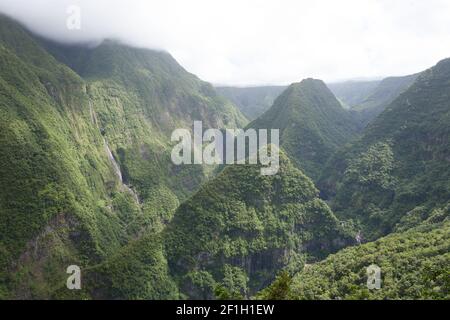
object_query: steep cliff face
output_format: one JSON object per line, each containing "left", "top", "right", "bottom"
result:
{"left": 164, "top": 151, "right": 354, "bottom": 299}
{"left": 42, "top": 36, "right": 248, "bottom": 202}
{"left": 0, "top": 15, "right": 136, "bottom": 297}
{"left": 0, "top": 14, "right": 246, "bottom": 298}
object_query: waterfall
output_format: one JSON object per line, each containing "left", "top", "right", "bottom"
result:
{"left": 104, "top": 140, "right": 123, "bottom": 182}
{"left": 104, "top": 139, "right": 140, "bottom": 204}
{"left": 89, "top": 98, "right": 140, "bottom": 204}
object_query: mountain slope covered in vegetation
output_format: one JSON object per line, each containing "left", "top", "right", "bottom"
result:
{"left": 0, "top": 14, "right": 143, "bottom": 298}
{"left": 0, "top": 14, "right": 246, "bottom": 298}
{"left": 163, "top": 151, "right": 354, "bottom": 299}
{"left": 0, "top": 12, "right": 448, "bottom": 301}
{"left": 319, "top": 59, "right": 450, "bottom": 240}
{"left": 249, "top": 79, "right": 359, "bottom": 180}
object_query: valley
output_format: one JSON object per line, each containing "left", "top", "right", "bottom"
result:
{"left": 0, "top": 12, "right": 448, "bottom": 301}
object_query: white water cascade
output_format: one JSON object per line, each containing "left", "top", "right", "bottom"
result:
{"left": 89, "top": 99, "right": 140, "bottom": 204}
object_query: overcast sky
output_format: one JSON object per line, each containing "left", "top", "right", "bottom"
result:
{"left": 1, "top": 0, "right": 450, "bottom": 86}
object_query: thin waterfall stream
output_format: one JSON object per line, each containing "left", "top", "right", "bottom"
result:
{"left": 89, "top": 99, "right": 140, "bottom": 204}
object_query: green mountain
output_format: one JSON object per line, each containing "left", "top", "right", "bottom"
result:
{"left": 249, "top": 79, "right": 360, "bottom": 181}
{"left": 216, "top": 86, "right": 286, "bottom": 121}
{"left": 0, "top": 14, "right": 246, "bottom": 298}
{"left": 327, "top": 80, "right": 381, "bottom": 109}
{"left": 163, "top": 151, "right": 353, "bottom": 299}
{"left": 319, "top": 58, "right": 450, "bottom": 240}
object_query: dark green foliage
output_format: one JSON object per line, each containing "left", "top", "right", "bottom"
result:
{"left": 164, "top": 151, "right": 353, "bottom": 298}
{"left": 331, "top": 142, "right": 398, "bottom": 239}
{"left": 255, "top": 271, "right": 293, "bottom": 300}
{"left": 249, "top": 79, "right": 359, "bottom": 180}
{"left": 82, "top": 234, "right": 179, "bottom": 300}
{"left": 214, "top": 284, "right": 244, "bottom": 300}
{"left": 213, "top": 265, "right": 247, "bottom": 300}
{"left": 289, "top": 222, "right": 450, "bottom": 300}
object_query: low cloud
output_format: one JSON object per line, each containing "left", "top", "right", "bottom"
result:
{"left": 1, "top": 0, "right": 450, "bottom": 86}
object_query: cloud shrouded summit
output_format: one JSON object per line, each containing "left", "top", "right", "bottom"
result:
{"left": 1, "top": 0, "right": 450, "bottom": 86}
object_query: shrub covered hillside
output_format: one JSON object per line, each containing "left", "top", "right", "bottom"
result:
{"left": 0, "top": 14, "right": 245, "bottom": 298}
{"left": 164, "top": 151, "right": 355, "bottom": 299}
{"left": 319, "top": 58, "right": 450, "bottom": 241}
{"left": 50, "top": 233, "right": 180, "bottom": 299}
{"left": 249, "top": 79, "right": 360, "bottom": 181}
{"left": 288, "top": 220, "right": 450, "bottom": 300}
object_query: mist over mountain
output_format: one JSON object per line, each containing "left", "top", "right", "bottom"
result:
{"left": 216, "top": 86, "right": 287, "bottom": 121}
{"left": 352, "top": 74, "right": 419, "bottom": 125}
{"left": 330, "top": 74, "right": 419, "bottom": 127}
{"left": 327, "top": 80, "right": 381, "bottom": 109}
